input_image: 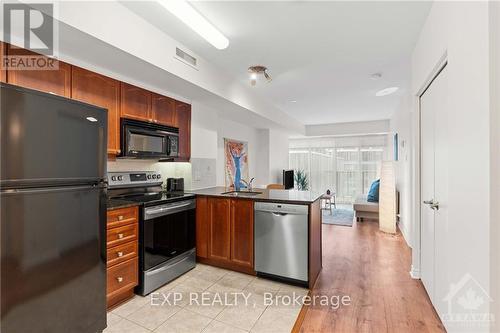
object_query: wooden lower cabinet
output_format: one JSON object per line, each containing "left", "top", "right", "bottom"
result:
{"left": 207, "top": 197, "right": 231, "bottom": 261}
{"left": 230, "top": 199, "right": 254, "bottom": 268}
{"left": 106, "top": 206, "right": 139, "bottom": 309}
{"left": 197, "top": 197, "right": 254, "bottom": 273}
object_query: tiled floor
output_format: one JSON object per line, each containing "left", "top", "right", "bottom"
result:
{"left": 105, "top": 264, "right": 308, "bottom": 333}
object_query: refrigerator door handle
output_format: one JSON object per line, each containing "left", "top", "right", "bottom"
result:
{"left": 1, "top": 184, "right": 105, "bottom": 195}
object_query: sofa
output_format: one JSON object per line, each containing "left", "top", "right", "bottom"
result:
{"left": 353, "top": 196, "right": 379, "bottom": 222}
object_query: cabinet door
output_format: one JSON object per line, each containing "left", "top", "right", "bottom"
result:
{"left": 0, "top": 42, "right": 6, "bottom": 83}
{"left": 152, "top": 93, "right": 177, "bottom": 127}
{"left": 71, "top": 67, "right": 121, "bottom": 155}
{"left": 230, "top": 199, "right": 254, "bottom": 268}
{"left": 6, "top": 46, "right": 71, "bottom": 97}
{"left": 196, "top": 196, "right": 209, "bottom": 258}
{"left": 120, "top": 82, "right": 152, "bottom": 122}
{"left": 175, "top": 101, "right": 191, "bottom": 161}
{"left": 208, "top": 197, "right": 231, "bottom": 261}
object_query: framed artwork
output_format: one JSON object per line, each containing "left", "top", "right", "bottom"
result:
{"left": 394, "top": 133, "right": 399, "bottom": 161}
{"left": 224, "top": 138, "right": 249, "bottom": 189}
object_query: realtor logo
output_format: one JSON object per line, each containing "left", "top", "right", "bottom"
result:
{"left": 2, "top": 3, "right": 58, "bottom": 70}
{"left": 4, "top": 3, "right": 54, "bottom": 55}
{"left": 442, "top": 273, "right": 494, "bottom": 328}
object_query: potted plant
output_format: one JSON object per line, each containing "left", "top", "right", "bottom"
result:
{"left": 294, "top": 170, "right": 309, "bottom": 191}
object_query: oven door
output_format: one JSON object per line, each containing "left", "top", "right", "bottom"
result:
{"left": 142, "top": 199, "right": 196, "bottom": 271}
{"left": 123, "top": 125, "right": 168, "bottom": 158}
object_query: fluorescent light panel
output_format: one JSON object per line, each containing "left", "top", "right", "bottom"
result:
{"left": 375, "top": 87, "right": 399, "bottom": 97}
{"left": 159, "top": 0, "right": 229, "bottom": 50}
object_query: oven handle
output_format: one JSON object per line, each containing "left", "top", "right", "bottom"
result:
{"left": 144, "top": 199, "right": 196, "bottom": 220}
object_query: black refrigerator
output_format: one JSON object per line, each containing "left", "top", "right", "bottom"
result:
{"left": 0, "top": 83, "right": 107, "bottom": 333}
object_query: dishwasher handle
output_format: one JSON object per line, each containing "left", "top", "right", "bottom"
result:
{"left": 272, "top": 212, "right": 288, "bottom": 216}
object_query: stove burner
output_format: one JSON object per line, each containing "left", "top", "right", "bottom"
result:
{"left": 115, "top": 192, "right": 186, "bottom": 203}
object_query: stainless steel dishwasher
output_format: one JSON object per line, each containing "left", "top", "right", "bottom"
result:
{"left": 254, "top": 202, "right": 308, "bottom": 284}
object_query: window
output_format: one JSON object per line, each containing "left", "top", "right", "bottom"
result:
{"left": 289, "top": 135, "right": 387, "bottom": 204}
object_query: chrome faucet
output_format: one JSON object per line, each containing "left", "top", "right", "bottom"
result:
{"left": 241, "top": 177, "right": 255, "bottom": 191}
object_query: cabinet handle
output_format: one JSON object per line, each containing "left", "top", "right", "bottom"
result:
{"left": 117, "top": 277, "right": 123, "bottom": 283}
{"left": 118, "top": 215, "right": 124, "bottom": 221}
{"left": 117, "top": 251, "right": 123, "bottom": 257}
{"left": 118, "top": 233, "right": 124, "bottom": 239}
{"left": 117, "top": 149, "right": 121, "bottom": 154}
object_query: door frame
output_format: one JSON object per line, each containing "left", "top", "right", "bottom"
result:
{"left": 410, "top": 52, "right": 447, "bottom": 279}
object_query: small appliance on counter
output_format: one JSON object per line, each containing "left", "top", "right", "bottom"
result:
{"left": 108, "top": 171, "right": 195, "bottom": 296}
{"left": 166, "top": 178, "right": 184, "bottom": 192}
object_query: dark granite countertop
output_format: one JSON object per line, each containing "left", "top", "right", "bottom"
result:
{"left": 186, "top": 187, "right": 322, "bottom": 205}
{"left": 107, "top": 199, "right": 140, "bottom": 210}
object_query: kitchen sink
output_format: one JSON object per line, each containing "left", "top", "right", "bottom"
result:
{"left": 221, "top": 190, "right": 263, "bottom": 197}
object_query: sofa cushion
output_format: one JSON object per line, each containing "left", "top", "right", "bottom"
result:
{"left": 367, "top": 179, "right": 380, "bottom": 202}
{"left": 353, "top": 196, "right": 379, "bottom": 213}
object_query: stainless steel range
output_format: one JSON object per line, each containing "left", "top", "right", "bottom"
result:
{"left": 108, "top": 171, "right": 196, "bottom": 295}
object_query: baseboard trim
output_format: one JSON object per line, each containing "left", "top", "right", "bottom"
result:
{"left": 410, "top": 265, "right": 420, "bottom": 279}
{"left": 397, "top": 221, "right": 412, "bottom": 248}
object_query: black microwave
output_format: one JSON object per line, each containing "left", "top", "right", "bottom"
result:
{"left": 120, "top": 119, "right": 179, "bottom": 159}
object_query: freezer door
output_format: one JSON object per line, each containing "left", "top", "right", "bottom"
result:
{"left": 0, "top": 185, "right": 106, "bottom": 333}
{"left": 1, "top": 84, "right": 107, "bottom": 187}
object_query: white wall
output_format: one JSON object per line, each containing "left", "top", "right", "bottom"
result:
{"left": 410, "top": 2, "right": 493, "bottom": 330}
{"left": 389, "top": 95, "right": 413, "bottom": 247}
{"left": 489, "top": 2, "right": 500, "bottom": 330}
{"left": 268, "top": 129, "right": 290, "bottom": 185}
{"left": 305, "top": 120, "right": 390, "bottom": 137}
{"left": 191, "top": 101, "right": 287, "bottom": 188}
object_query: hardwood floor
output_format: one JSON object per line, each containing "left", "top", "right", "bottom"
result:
{"left": 295, "top": 221, "right": 446, "bottom": 333}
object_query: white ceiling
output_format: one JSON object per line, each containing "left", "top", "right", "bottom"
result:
{"left": 122, "top": 1, "right": 431, "bottom": 125}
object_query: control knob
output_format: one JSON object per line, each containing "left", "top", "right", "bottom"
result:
{"left": 117, "top": 175, "right": 123, "bottom": 181}
{"left": 111, "top": 176, "right": 117, "bottom": 181}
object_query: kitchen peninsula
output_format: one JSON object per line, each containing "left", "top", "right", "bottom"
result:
{"left": 189, "top": 187, "right": 322, "bottom": 289}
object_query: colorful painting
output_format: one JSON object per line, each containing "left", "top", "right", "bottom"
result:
{"left": 224, "top": 138, "right": 249, "bottom": 190}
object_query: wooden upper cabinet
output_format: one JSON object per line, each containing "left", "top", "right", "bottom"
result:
{"left": 71, "top": 67, "right": 121, "bottom": 155}
{"left": 175, "top": 101, "right": 191, "bottom": 161}
{"left": 6, "top": 45, "right": 71, "bottom": 97}
{"left": 230, "top": 199, "right": 254, "bottom": 268}
{"left": 0, "top": 42, "right": 6, "bottom": 83}
{"left": 208, "top": 197, "right": 231, "bottom": 261}
{"left": 120, "top": 82, "right": 152, "bottom": 122}
{"left": 152, "top": 93, "right": 177, "bottom": 127}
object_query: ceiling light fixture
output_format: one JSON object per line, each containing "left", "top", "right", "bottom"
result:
{"left": 248, "top": 66, "right": 272, "bottom": 86}
{"left": 290, "top": 100, "right": 297, "bottom": 103}
{"left": 86, "top": 117, "right": 98, "bottom": 122}
{"left": 375, "top": 87, "right": 399, "bottom": 97}
{"left": 158, "top": 0, "right": 229, "bottom": 50}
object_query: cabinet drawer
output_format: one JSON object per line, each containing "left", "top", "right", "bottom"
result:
{"left": 107, "top": 224, "right": 138, "bottom": 248}
{"left": 107, "top": 257, "right": 138, "bottom": 295}
{"left": 107, "top": 206, "right": 138, "bottom": 229}
{"left": 107, "top": 241, "right": 138, "bottom": 267}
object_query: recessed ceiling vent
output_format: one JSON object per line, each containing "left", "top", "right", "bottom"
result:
{"left": 175, "top": 47, "right": 197, "bottom": 68}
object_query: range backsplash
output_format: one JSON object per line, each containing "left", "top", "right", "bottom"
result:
{"left": 107, "top": 160, "right": 192, "bottom": 190}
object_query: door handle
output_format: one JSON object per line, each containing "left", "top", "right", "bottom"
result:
{"left": 423, "top": 199, "right": 440, "bottom": 210}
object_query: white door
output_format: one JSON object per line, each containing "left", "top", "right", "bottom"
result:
{"left": 420, "top": 65, "right": 449, "bottom": 317}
